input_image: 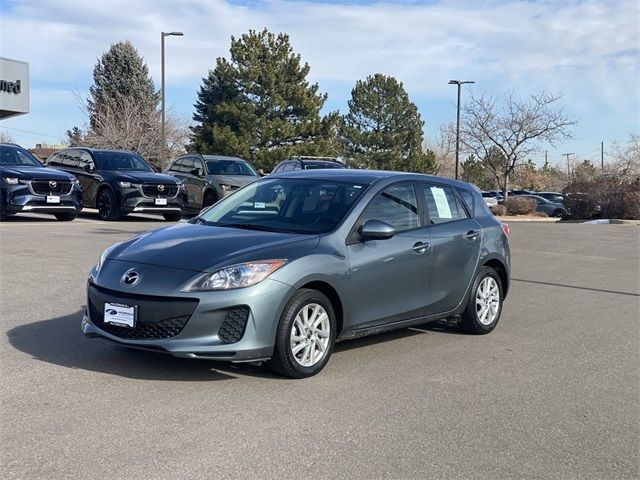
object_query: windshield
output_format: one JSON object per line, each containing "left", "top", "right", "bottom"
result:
{"left": 206, "top": 160, "right": 258, "bottom": 176}
{"left": 198, "top": 178, "right": 367, "bottom": 234}
{"left": 0, "top": 145, "right": 43, "bottom": 167}
{"left": 92, "top": 151, "right": 152, "bottom": 171}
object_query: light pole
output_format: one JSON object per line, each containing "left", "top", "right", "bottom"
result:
{"left": 449, "top": 79, "right": 474, "bottom": 180}
{"left": 161, "top": 31, "right": 183, "bottom": 167}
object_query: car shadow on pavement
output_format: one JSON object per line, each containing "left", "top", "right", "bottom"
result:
{"left": 7, "top": 311, "right": 466, "bottom": 381}
{"left": 6, "top": 309, "right": 243, "bottom": 382}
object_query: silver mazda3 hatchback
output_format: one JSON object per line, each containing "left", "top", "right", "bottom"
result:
{"left": 82, "top": 170, "right": 510, "bottom": 378}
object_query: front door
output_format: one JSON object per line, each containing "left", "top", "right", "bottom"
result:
{"left": 419, "top": 182, "right": 482, "bottom": 315}
{"left": 345, "top": 182, "right": 431, "bottom": 330}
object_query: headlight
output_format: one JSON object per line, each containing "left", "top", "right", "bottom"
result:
{"left": 2, "top": 177, "right": 19, "bottom": 185}
{"left": 71, "top": 178, "right": 80, "bottom": 185}
{"left": 117, "top": 181, "right": 141, "bottom": 188}
{"left": 95, "top": 242, "right": 123, "bottom": 273}
{"left": 177, "top": 182, "right": 185, "bottom": 190}
{"left": 220, "top": 184, "right": 238, "bottom": 192}
{"left": 182, "top": 259, "right": 286, "bottom": 292}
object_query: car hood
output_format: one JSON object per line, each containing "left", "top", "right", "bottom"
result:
{"left": 206, "top": 174, "right": 258, "bottom": 187}
{"left": 114, "top": 171, "right": 180, "bottom": 184}
{"left": 0, "top": 166, "right": 76, "bottom": 181}
{"left": 107, "top": 222, "right": 318, "bottom": 272}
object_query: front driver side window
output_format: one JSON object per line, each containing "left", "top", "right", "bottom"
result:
{"left": 360, "top": 183, "right": 419, "bottom": 232}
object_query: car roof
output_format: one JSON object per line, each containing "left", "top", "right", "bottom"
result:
{"left": 269, "top": 168, "right": 476, "bottom": 189}
{"left": 199, "top": 155, "right": 249, "bottom": 162}
{"left": 64, "top": 147, "right": 138, "bottom": 155}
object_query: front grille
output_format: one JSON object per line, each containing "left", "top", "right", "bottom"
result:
{"left": 141, "top": 184, "right": 178, "bottom": 198}
{"left": 218, "top": 307, "right": 250, "bottom": 344}
{"left": 88, "top": 284, "right": 198, "bottom": 341}
{"left": 30, "top": 180, "right": 73, "bottom": 196}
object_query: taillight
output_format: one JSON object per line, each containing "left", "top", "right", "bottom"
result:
{"left": 501, "top": 223, "right": 510, "bottom": 237}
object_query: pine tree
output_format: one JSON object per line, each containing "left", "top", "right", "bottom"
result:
{"left": 340, "top": 73, "right": 435, "bottom": 173}
{"left": 191, "top": 29, "right": 338, "bottom": 170}
{"left": 88, "top": 40, "right": 159, "bottom": 129}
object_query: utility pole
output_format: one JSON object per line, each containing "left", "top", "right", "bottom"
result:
{"left": 544, "top": 150, "right": 548, "bottom": 167}
{"left": 161, "top": 31, "right": 183, "bottom": 168}
{"left": 562, "top": 152, "right": 574, "bottom": 182}
{"left": 448, "top": 80, "right": 475, "bottom": 180}
{"left": 601, "top": 141, "right": 604, "bottom": 170}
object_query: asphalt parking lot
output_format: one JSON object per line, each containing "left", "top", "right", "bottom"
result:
{"left": 1, "top": 213, "right": 638, "bottom": 479}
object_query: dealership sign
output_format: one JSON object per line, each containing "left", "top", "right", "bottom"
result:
{"left": 0, "top": 57, "right": 29, "bottom": 120}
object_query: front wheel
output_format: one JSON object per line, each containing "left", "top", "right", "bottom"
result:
{"left": 97, "top": 188, "right": 120, "bottom": 221}
{"left": 459, "top": 266, "right": 503, "bottom": 334}
{"left": 552, "top": 209, "right": 566, "bottom": 218}
{"left": 269, "top": 289, "right": 337, "bottom": 378}
{"left": 163, "top": 212, "right": 182, "bottom": 222}
{"left": 54, "top": 212, "right": 77, "bottom": 221}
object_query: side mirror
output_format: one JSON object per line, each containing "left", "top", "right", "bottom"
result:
{"left": 191, "top": 168, "right": 202, "bottom": 177}
{"left": 359, "top": 219, "right": 396, "bottom": 240}
{"left": 84, "top": 164, "right": 94, "bottom": 173}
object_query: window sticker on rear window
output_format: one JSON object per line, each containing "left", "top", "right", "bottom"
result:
{"left": 430, "top": 187, "right": 452, "bottom": 219}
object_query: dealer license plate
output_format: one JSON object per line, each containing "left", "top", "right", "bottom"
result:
{"left": 46, "top": 196, "right": 60, "bottom": 204}
{"left": 104, "top": 302, "right": 136, "bottom": 328}
{"left": 155, "top": 198, "right": 167, "bottom": 206}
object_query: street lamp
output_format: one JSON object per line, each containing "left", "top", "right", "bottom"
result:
{"left": 448, "top": 79, "right": 474, "bottom": 180}
{"left": 161, "top": 31, "right": 183, "bottom": 167}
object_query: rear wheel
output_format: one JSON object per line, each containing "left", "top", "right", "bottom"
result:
{"left": 163, "top": 212, "right": 182, "bottom": 222}
{"left": 459, "top": 266, "right": 503, "bottom": 334}
{"left": 97, "top": 188, "right": 120, "bottom": 221}
{"left": 54, "top": 212, "right": 77, "bottom": 221}
{"left": 269, "top": 289, "right": 336, "bottom": 378}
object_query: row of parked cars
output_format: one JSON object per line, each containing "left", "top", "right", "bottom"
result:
{"left": 1, "top": 143, "right": 348, "bottom": 222}
{"left": 481, "top": 189, "right": 569, "bottom": 218}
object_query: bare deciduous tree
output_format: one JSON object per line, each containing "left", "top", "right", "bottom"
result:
{"left": 460, "top": 90, "right": 576, "bottom": 197}
{"left": 72, "top": 91, "right": 189, "bottom": 169}
{"left": 0, "top": 130, "right": 15, "bottom": 144}
{"left": 607, "top": 133, "right": 640, "bottom": 182}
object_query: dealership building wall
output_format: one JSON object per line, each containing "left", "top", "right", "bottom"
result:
{"left": 0, "top": 57, "right": 29, "bottom": 120}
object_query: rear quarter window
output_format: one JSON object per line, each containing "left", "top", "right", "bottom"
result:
{"left": 457, "top": 188, "right": 475, "bottom": 216}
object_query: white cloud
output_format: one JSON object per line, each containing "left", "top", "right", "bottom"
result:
{"left": 1, "top": 0, "right": 638, "bottom": 153}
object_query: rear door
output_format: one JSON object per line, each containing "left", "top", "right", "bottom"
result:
{"left": 75, "top": 150, "right": 99, "bottom": 204}
{"left": 345, "top": 182, "right": 431, "bottom": 330}
{"left": 420, "top": 182, "right": 482, "bottom": 315}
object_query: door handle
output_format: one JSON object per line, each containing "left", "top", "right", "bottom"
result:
{"left": 465, "top": 230, "right": 480, "bottom": 241}
{"left": 412, "top": 241, "right": 430, "bottom": 254}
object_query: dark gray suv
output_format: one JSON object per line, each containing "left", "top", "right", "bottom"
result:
{"left": 164, "top": 154, "right": 259, "bottom": 211}
{"left": 82, "top": 170, "right": 510, "bottom": 378}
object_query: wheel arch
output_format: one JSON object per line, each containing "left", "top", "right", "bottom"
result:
{"left": 94, "top": 182, "right": 118, "bottom": 208}
{"left": 482, "top": 258, "right": 509, "bottom": 299}
{"left": 299, "top": 280, "right": 344, "bottom": 337}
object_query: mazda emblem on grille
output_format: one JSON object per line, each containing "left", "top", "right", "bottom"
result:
{"left": 157, "top": 184, "right": 165, "bottom": 192}
{"left": 121, "top": 270, "right": 141, "bottom": 286}
{"left": 49, "top": 181, "right": 57, "bottom": 189}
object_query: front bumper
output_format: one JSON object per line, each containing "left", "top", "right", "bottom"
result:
{"left": 2, "top": 183, "right": 82, "bottom": 215}
{"left": 118, "top": 187, "right": 188, "bottom": 215}
{"left": 82, "top": 269, "right": 293, "bottom": 362}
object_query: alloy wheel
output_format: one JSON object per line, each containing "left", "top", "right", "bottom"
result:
{"left": 475, "top": 277, "right": 500, "bottom": 325}
{"left": 98, "top": 191, "right": 112, "bottom": 218}
{"left": 290, "top": 303, "right": 331, "bottom": 367}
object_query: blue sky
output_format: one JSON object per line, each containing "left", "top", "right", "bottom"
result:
{"left": 0, "top": 0, "right": 638, "bottom": 169}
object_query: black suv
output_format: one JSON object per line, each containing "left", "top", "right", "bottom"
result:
{"left": 46, "top": 148, "right": 187, "bottom": 221}
{"left": 270, "top": 156, "right": 346, "bottom": 174}
{"left": 0, "top": 143, "right": 82, "bottom": 221}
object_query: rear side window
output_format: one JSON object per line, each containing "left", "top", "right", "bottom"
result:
{"left": 422, "top": 184, "right": 469, "bottom": 224}
{"left": 360, "top": 183, "right": 419, "bottom": 232}
{"left": 457, "top": 188, "right": 475, "bottom": 216}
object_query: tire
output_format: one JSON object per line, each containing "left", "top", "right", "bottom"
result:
{"left": 0, "top": 189, "right": 6, "bottom": 221}
{"left": 269, "top": 289, "right": 337, "bottom": 378}
{"left": 54, "top": 212, "right": 77, "bottom": 221}
{"left": 163, "top": 212, "right": 182, "bottom": 222}
{"left": 203, "top": 190, "right": 217, "bottom": 208}
{"left": 552, "top": 209, "right": 566, "bottom": 218}
{"left": 459, "top": 266, "right": 504, "bottom": 334}
{"left": 96, "top": 188, "right": 120, "bottom": 221}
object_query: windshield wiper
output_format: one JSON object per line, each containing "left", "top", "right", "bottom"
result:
{"left": 215, "top": 222, "right": 285, "bottom": 233}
